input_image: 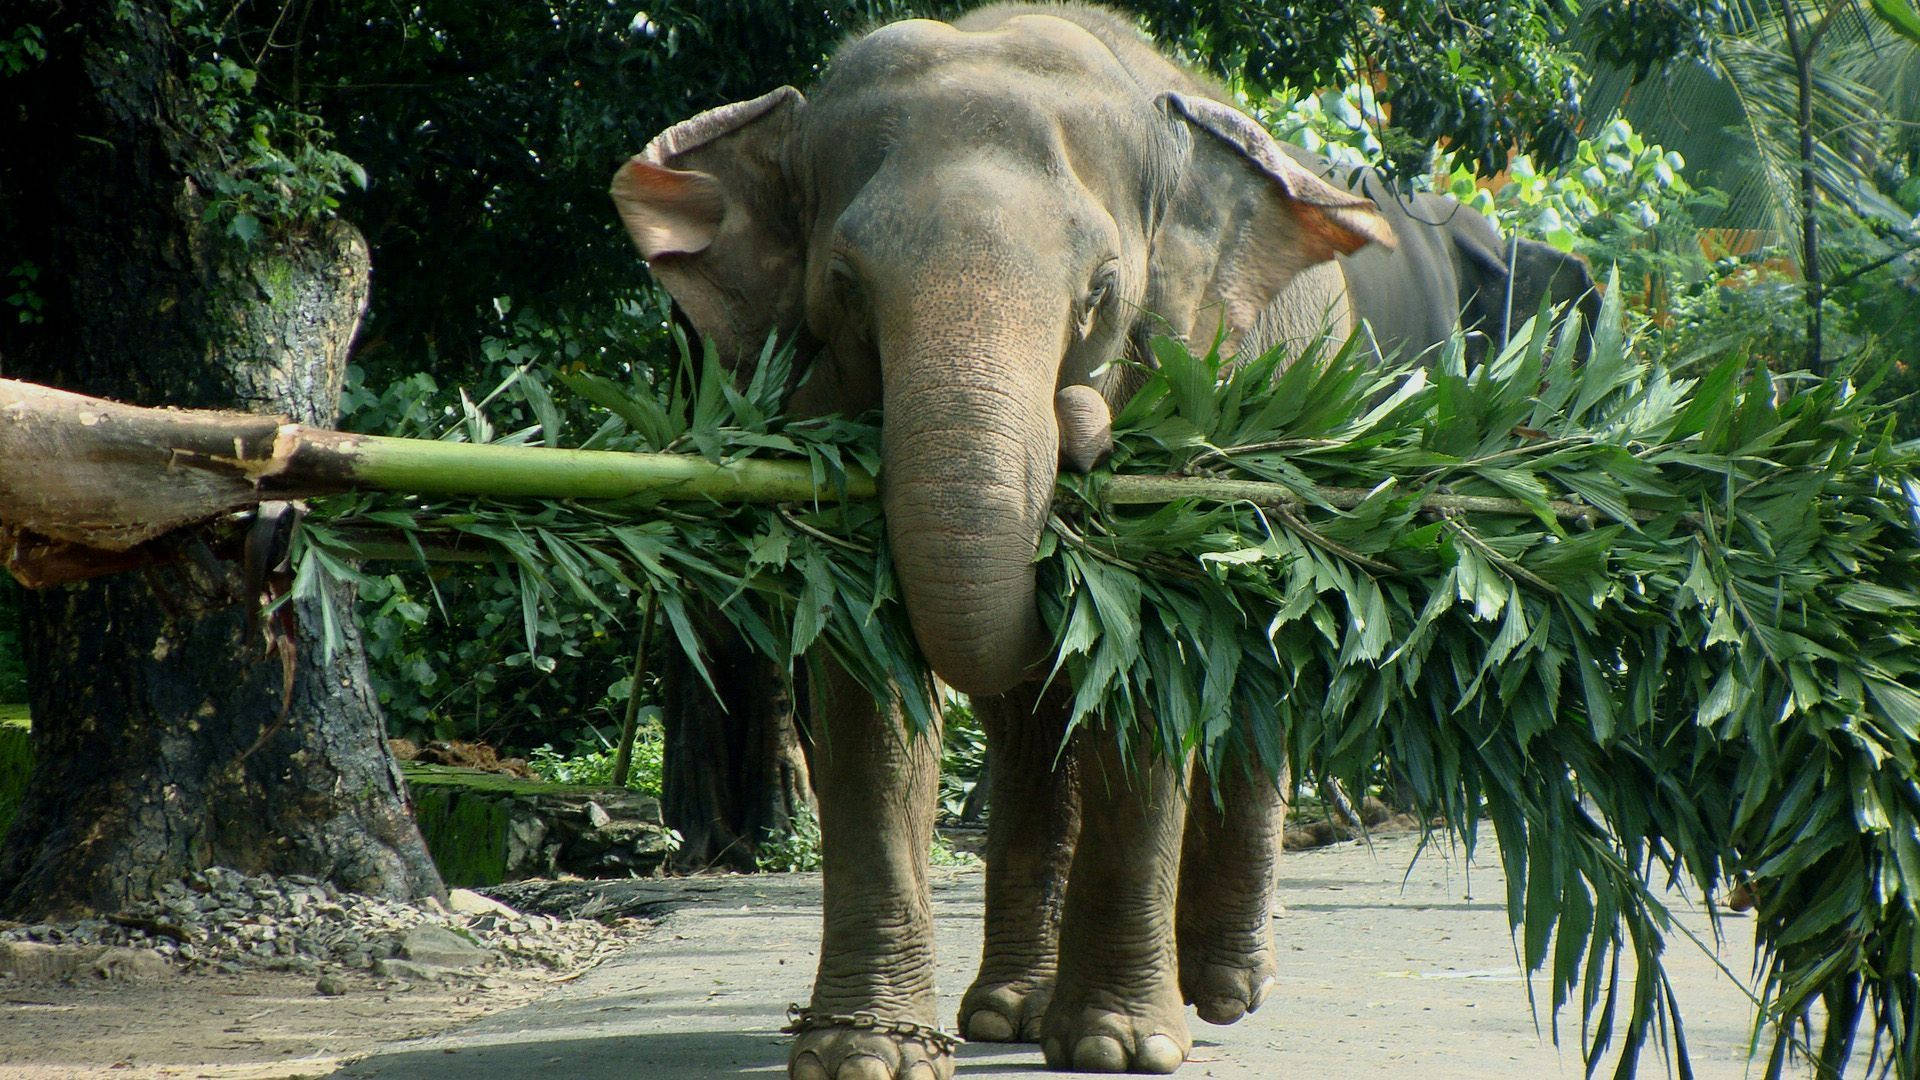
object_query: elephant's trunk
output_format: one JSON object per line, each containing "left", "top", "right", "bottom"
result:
{"left": 880, "top": 332, "right": 1059, "bottom": 697}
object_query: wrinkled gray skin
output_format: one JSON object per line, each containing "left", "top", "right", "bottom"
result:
{"left": 1289, "top": 151, "right": 1604, "bottom": 364}
{"left": 612, "top": 6, "right": 1393, "bottom": 1076}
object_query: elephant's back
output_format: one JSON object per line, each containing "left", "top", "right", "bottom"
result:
{"left": 1339, "top": 179, "right": 1460, "bottom": 364}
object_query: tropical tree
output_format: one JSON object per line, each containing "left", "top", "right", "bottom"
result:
{"left": 1583, "top": 0, "right": 1920, "bottom": 371}
{"left": 0, "top": 1, "right": 443, "bottom": 916}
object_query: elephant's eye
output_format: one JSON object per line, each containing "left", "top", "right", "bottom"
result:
{"left": 826, "top": 253, "right": 861, "bottom": 309}
{"left": 1077, "top": 261, "right": 1120, "bottom": 339}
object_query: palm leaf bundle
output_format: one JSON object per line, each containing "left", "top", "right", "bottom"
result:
{"left": 298, "top": 287, "right": 1920, "bottom": 1078}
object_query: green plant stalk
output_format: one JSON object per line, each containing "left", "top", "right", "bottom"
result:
{"left": 333, "top": 433, "right": 1622, "bottom": 522}
{"left": 610, "top": 592, "right": 656, "bottom": 790}
{"left": 330, "top": 431, "right": 877, "bottom": 503}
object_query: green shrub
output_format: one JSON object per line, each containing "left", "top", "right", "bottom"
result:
{"left": 938, "top": 695, "right": 986, "bottom": 821}
{"left": 526, "top": 714, "right": 666, "bottom": 798}
{"left": 755, "top": 803, "right": 824, "bottom": 873}
{"left": 337, "top": 333, "right": 668, "bottom": 751}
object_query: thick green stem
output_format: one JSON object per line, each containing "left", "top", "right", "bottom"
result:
{"left": 304, "top": 429, "right": 878, "bottom": 503}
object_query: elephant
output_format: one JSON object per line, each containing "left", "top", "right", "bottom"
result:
{"left": 611, "top": 5, "right": 1394, "bottom": 1077}
{"left": 1491, "top": 236, "right": 1603, "bottom": 357}
{"left": 1284, "top": 149, "right": 1606, "bottom": 365}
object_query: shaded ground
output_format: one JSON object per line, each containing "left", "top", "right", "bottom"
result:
{"left": 0, "top": 964, "right": 580, "bottom": 1079}
{"left": 1, "top": 833, "right": 1872, "bottom": 1078}
{"left": 339, "top": 834, "right": 1865, "bottom": 1079}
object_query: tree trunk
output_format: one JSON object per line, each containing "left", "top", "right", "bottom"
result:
{"left": 661, "top": 617, "right": 814, "bottom": 871}
{"left": 0, "top": 3, "right": 442, "bottom": 918}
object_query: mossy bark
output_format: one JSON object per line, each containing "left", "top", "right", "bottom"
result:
{"left": 0, "top": 3, "right": 441, "bottom": 918}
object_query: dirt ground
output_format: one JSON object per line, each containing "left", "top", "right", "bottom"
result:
{"left": 0, "top": 950, "right": 637, "bottom": 1079}
{"left": 0, "top": 833, "right": 1878, "bottom": 1079}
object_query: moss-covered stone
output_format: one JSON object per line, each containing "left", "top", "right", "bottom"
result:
{"left": 407, "top": 772, "right": 513, "bottom": 889}
{"left": 403, "top": 761, "right": 670, "bottom": 888}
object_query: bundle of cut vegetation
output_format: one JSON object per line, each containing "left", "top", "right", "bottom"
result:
{"left": 298, "top": 284, "right": 1920, "bottom": 1079}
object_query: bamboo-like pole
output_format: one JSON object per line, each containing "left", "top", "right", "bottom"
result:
{"left": 312, "top": 430, "right": 877, "bottom": 503}
{"left": 1, "top": 374, "right": 1634, "bottom": 588}
{"left": 321, "top": 437, "right": 1610, "bottom": 522}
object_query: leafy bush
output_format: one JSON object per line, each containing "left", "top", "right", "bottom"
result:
{"left": 754, "top": 803, "right": 823, "bottom": 873}
{"left": 1255, "top": 87, "right": 1722, "bottom": 307}
{"left": 938, "top": 695, "right": 986, "bottom": 821}
{"left": 336, "top": 347, "right": 665, "bottom": 751}
{"left": 753, "top": 805, "right": 981, "bottom": 872}
{"left": 929, "top": 832, "right": 981, "bottom": 868}
{"left": 527, "top": 713, "right": 666, "bottom": 797}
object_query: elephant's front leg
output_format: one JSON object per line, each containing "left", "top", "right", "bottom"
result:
{"left": 1042, "top": 736, "right": 1190, "bottom": 1074}
{"left": 791, "top": 659, "right": 951, "bottom": 1080}
{"left": 958, "top": 679, "right": 1083, "bottom": 1043}
{"left": 1176, "top": 760, "right": 1288, "bottom": 1025}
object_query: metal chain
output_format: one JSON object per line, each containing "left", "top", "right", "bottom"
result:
{"left": 782, "top": 1003, "right": 963, "bottom": 1055}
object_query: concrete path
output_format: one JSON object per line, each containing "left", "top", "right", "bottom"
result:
{"left": 331, "top": 833, "right": 1859, "bottom": 1079}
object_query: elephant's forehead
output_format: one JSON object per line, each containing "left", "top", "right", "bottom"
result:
{"left": 804, "top": 15, "right": 1150, "bottom": 187}
{"left": 824, "top": 15, "right": 1132, "bottom": 91}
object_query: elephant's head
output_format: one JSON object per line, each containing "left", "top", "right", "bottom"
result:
{"left": 611, "top": 15, "right": 1390, "bottom": 696}
{"left": 1447, "top": 213, "right": 1604, "bottom": 359}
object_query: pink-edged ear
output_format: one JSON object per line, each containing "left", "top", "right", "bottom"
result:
{"left": 611, "top": 160, "right": 726, "bottom": 259}
{"left": 1163, "top": 93, "right": 1395, "bottom": 260}
{"left": 609, "top": 86, "right": 807, "bottom": 366}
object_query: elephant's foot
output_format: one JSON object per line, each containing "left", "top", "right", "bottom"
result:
{"left": 957, "top": 976, "right": 1051, "bottom": 1042}
{"left": 1176, "top": 763, "right": 1285, "bottom": 1026}
{"left": 1039, "top": 980, "right": 1191, "bottom": 1074}
{"left": 1176, "top": 915, "right": 1276, "bottom": 1025}
{"left": 788, "top": 1017, "right": 956, "bottom": 1080}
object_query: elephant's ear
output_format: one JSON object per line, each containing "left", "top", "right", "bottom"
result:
{"left": 1515, "top": 239, "right": 1605, "bottom": 354}
{"left": 1441, "top": 199, "right": 1515, "bottom": 348}
{"left": 1149, "top": 93, "right": 1394, "bottom": 349}
{"left": 611, "top": 87, "right": 806, "bottom": 366}
{"left": 1445, "top": 200, "right": 1510, "bottom": 283}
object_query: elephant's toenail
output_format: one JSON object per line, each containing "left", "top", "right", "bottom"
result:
{"left": 1249, "top": 975, "right": 1275, "bottom": 1013}
{"left": 837, "top": 1054, "right": 893, "bottom": 1080}
{"left": 965, "top": 1010, "right": 1015, "bottom": 1042}
{"left": 1072, "top": 1034, "right": 1129, "bottom": 1071}
{"left": 904, "top": 1062, "right": 940, "bottom": 1080}
{"left": 1196, "top": 995, "right": 1248, "bottom": 1025}
{"left": 790, "top": 1050, "right": 830, "bottom": 1080}
{"left": 1139, "top": 1034, "right": 1187, "bottom": 1073}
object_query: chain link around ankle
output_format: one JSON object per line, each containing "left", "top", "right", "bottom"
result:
{"left": 782, "top": 1003, "right": 963, "bottom": 1055}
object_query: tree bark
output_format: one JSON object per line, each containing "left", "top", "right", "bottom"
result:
{"left": 661, "top": 616, "right": 814, "bottom": 871}
{"left": 0, "top": 3, "right": 441, "bottom": 918}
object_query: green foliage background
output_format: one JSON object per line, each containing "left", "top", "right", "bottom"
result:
{"left": 0, "top": 583, "right": 25, "bottom": 705}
